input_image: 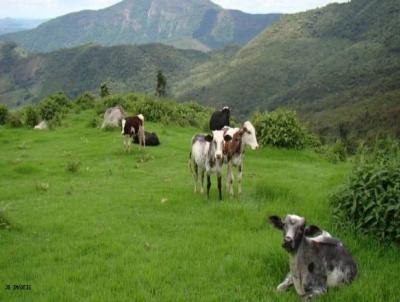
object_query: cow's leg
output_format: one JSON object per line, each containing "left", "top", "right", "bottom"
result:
{"left": 226, "top": 162, "right": 234, "bottom": 195}
{"left": 200, "top": 170, "right": 205, "bottom": 194}
{"left": 127, "top": 136, "right": 132, "bottom": 152}
{"left": 217, "top": 173, "right": 222, "bottom": 201}
{"left": 277, "top": 273, "right": 293, "bottom": 292}
{"left": 142, "top": 126, "right": 146, "bottom": 148}
{"left": 207, "top": 174, "right": 211, "bottom": 200}
{"left": 238, "top": 163, "right": 243, "bottom": 194}
{"left": 192, "top": 162, "right": 198, "bottom": 193}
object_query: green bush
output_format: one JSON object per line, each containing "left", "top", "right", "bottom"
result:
{"left": 38, "top": 92, "right": 70, "bottom": 122}
{"left": 0, "top": 104, "right": 8, "bottom": 125}
{"left": 330, "top": 138, "right": 400, "bottom": 243}
{"left": 7, "top": 111, "right": 23, "bottom": 128}
{"left": 24, "top": 105, "right": 39, "bottom": 127}
{"left": 75, "top": 92, "right": 96, "bottom": 110}
{"left": 252, "top": 109, "right": 307, "bottom": 149}
{"left": 325, "top": 140, "right": 347, "bottom": 163}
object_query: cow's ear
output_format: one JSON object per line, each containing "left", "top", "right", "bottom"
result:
{"left": 268, "top": 215, "right": 284, "bottom": 230}
{"left": 224, "top": 134, "right": 232, "bottom": 142}
{"left": 205, "top": 134, "right": 213, "bottom": 142}
{"left": 305, "top": 225, "right": 322, "bottom": 237}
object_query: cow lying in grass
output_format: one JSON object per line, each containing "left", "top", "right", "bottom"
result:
{"left": 190, "top": 130, "right": 231, "bottom": 200}
{"left": 268, "top": 214, "right": 357, "bottom": 299}
{"left": 223, "top": 121, "right": 259, "bottom": 195}
{"left": 121, "top": 114, "right": 145, "bottom": 152}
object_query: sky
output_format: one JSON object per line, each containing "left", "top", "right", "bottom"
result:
{"left": 0, "top": 0, "right": 349, "bottom": 19}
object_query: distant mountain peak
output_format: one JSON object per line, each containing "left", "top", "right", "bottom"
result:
{"left": 0, "top": 0, "right": 280, "bottom": 52}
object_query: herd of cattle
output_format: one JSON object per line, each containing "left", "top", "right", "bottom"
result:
{"left": 102, "top": 105, "right": 358, "bottom": 299}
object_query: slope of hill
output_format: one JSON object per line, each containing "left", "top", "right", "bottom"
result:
{"left": 1, "top": 110, "right": 400, "bottom": 301}
{"left": 0, "top": 0, "right": 281, "bottom": 52}
{"left": 0, "top": 42, "right": 210, "bottom": 106}
{"left": 175, "top": 0, "right": 400, "bottom": 139}
{"left": 0, "top": 18, "right": 46, "bottom": 35}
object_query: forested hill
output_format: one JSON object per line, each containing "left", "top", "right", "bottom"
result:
{"left": 0, "top": 42, "right": 212, "bottom": 107}
{"left": 175, "top": 0, "right": 400, "bottom": 139}
{"left": 0, "top": 0, "right": 281, "bottom": 52}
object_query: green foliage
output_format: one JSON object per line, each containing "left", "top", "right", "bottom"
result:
{"left": 23, "top": 105, "right": 39, "bottom": 127}
{"left": 7, "top": 111, "right": 23, "bottom": 128}
{"left": 75, "top": 92, "right": 96, "bottom": 110}
{"left": 0, "top": 104, "right": 8, "bottom": 124}
{"left": 97, "top": 93, "right": 213, "bottom": 128}
{"left": 38, "top": 92, "right": 70, "bottom": 122}
{"left": 324, "top": 140, "right": 348, "bottom": 164}
{"left": 252, "top": 109, "right": 307, "bottom": 149}
{"left": 100, "top": 83, "right": 110, "bottom": 98}
{"left": 330, "top": 138, "right": 400, "bottom": 243}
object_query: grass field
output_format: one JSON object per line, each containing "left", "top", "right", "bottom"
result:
{"left": 0, "top": 110, "right": 399, "bottom": 301}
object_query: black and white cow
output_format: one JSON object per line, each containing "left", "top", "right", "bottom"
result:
{"left": 190, "top": 130, "right": 231, "bottom": 200}
{"left": 121, "top": 114, "right": 145, "bottom": 152}
{"left": 209, "top": 106, "right": 230, "bottom": 131}
{"left": 268, "top": 214, "right": 357, "bottom": 299}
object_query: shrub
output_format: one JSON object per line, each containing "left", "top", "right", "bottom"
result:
{"left": 38, "top": 92, "right": 70, "bottom": 121}
{"left": 75, "top": 92, "right": 96, "bottom": 110}
{"left": 330, "top": 138, "right": 400, "bottom": 243}
{"left": 0, "top": 104, "right": 8, "bottom": 125}
{"left": 326, "top": 140, "right": 347, "bottom": 163}
{"left": 24, "top": 105, "right": 39, "bottom": 127}
{"left": 96, "top": 94, "right": 213, "bottom": 129}
{"left": 66, "top": 160, "right": 81, "bottom": 173}
{"left": 7, "top": 111, "right": 23, "bottom": 128}
{"left": 252, "top": 109, "right": 307, "bottom": 149}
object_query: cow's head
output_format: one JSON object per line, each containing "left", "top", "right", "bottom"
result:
{"left": 241, "top": 121, "right": 259, "bottom": 150}
{"left": 268, "top": 214, "right": 322, "bottom": 253}
{"left": 205, "top": 130, "right": 231, "bottom": 160}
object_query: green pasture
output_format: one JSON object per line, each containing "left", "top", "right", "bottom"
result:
{"left": 0, "top": 111, "right": 399, "bottom": 301}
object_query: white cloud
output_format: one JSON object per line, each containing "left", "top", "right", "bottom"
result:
{"left": 0, "top": 0, "right": 350, "bottom": 19}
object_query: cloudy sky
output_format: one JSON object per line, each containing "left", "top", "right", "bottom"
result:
{"left": 0, "top": 0, "right": 349, "bottom": 19}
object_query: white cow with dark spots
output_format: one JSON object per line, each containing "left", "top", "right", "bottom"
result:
{"left": 190, "top": 130, "right": 231, "bottom": 200}
{"left": 268, "top": 214, "right": 357, "bottom": 299}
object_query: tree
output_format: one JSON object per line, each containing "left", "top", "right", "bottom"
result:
{"left": 155, "top": 70, "right": 167, "bottom": 97}
{"left": 100, "top": 83, "right": 110, "bottom": 98}
{"left": 24, "top": 105, "right": 39, "bottom": 127}
{"left": 0, "top": 104, "right": 8, "bottom": 125}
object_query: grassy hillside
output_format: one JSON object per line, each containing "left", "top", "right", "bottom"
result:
{"left": 1, "top": 111, "right": 400, "bottom": 301}
{"left": 0, "top": 42, "right": 210, "bottom": 107}
{"left": 175, "top": 0, "right": 400, "bottom": 140}
{"left": 0, "top": 0, "right": 280, "bottom": 52}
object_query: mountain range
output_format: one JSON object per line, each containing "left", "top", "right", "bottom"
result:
{"left": 0, "top": 0, "right": 281, "bottom": 52}
{"left": 0, "top": 18, "right": 46, "bottom": 35}
{"left": 0, "top": 0, "right": 399, "bottom": 140}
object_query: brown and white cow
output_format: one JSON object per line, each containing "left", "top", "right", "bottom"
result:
{"left": 121, "top": 114, "right": 145, "bottom": 152}
{"left": 223, "top": 121, "right": 259, "bottom": 195}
